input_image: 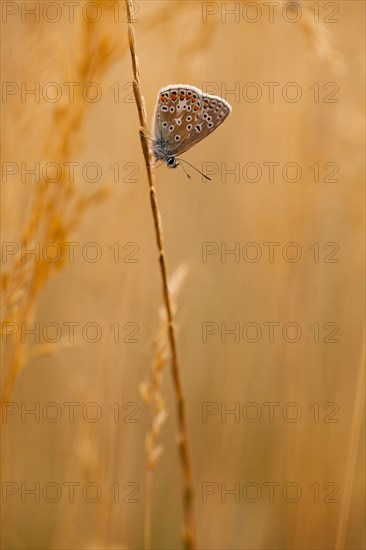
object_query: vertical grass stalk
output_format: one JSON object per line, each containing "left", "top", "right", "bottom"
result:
{"left": 125, "top": 2, "right": 196, "bottom": 548}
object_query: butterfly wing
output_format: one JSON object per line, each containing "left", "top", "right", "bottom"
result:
{"left": 153, "top": 85, "right": 231, "bottom": 159}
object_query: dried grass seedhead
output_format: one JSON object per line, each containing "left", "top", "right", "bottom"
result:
{"left": 141, "top": 264, "right": 189, "bottom": 469}
{"left": 140, "top": 265, "right": 189, "bottom": 549}
{"left": 1, "top": 2, "right": 127, "bottom": 409}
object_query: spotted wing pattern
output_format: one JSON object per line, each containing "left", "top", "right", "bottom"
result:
{"left": 153, "top": 84, "right": 231, "bottom": 161}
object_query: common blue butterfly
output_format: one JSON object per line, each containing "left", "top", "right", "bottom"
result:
{"left": 152, "top": 84, "right": 232, "bottom": 179}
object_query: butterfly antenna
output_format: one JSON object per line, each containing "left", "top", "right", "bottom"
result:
{"left": 178, "top": 158, "right": 211, "bottom": 181}
{"left": 178, "top": 160, "right": 191, "bottom": 180}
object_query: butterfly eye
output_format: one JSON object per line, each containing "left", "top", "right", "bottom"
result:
{"left": 162, "top": 122, "right": 168, "bottom": 127}
{"left": 208, "top": 122, "right": 213, "bottom": 128}
{"left": 187, "top": 106, "right": 191, "bottom": 111}
{"left": 162, "top": 106, "right": 168, "bottom": 111}
{"left": 186, "top": 115, "right": 192, "bottom": 122}
{"left": 169, "top": 125, "right": 174, "bottom": 131}
{"left": 196, "top": 125, "right": 202, "bottom": 132}
{"left": 187, "top": 124, "right": 192, "bottom": 130}
{"left": 170, "top": 106, "right": 175, "bottom": 113}
{"left": 175, "top": 135, "right": 180, "bottom": 141}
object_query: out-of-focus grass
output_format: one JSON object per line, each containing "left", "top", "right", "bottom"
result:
{"left": 1, "top": 1, "right": 364, "bottom": 549}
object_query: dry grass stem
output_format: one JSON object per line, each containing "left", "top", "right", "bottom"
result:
{"left": 125, "top": 2, "right": 196, "bottom": 547}
{"left": 335, "top": 340, "right": 365, "bottom": 548}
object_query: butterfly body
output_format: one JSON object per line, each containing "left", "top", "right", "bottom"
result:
{"left": 152, "top": 84, "right": 232, "bottom": 172}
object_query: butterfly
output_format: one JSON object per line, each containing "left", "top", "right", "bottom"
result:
{"left": 152, "top": 84, "right": 232, "bottom": 179}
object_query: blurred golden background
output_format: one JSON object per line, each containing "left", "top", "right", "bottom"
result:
{"left": 1, "top": 1, "right": 365, "bottom": 549}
